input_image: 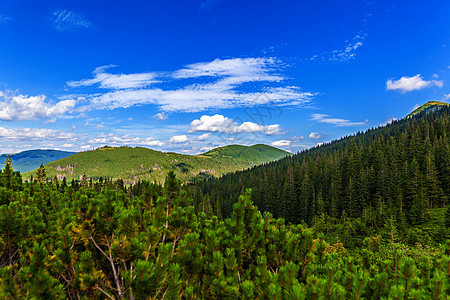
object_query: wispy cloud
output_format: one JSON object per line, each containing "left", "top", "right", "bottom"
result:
{"left": 70, "top": 57, "right": 315, "bottom": 113}
{"left": 68, "top": 65, "right": 159, "bottom": 89}
{"left": 311, "top": 114, "right": 369, "bottom": 127}
{"left": 153, "top": 112, "right": 168, "bottom": 121}
{"left": 197, "top": 133, "right": 211, "bottom": 141}
{"left": 199, "top": 0, "right": 223, "bottom": 11}
{"left": 0, "top": 91, "right": 76, "bottom": 122}
{"left": 0, "top": 127, "right": 78, "bottom": 141}
{"left": 310, "top": 33, "right": 367, "bottom": 62}
{"left": 271, "top": 140, "right": 291, "bottom": 147}
{"left": 51, "top": 9, "right": 91, "bottom": 32}
{"left": 386, "top": 74, "right": 443, "bottom": 93}
{"left": 88, "top": 133, "right": 163, "bottom": 147}
{"left": 189, "top": 114, "right": 282, "bottom": 135}
{"left": 0, "top": 14, "right": 12, "bottom": 23}
{"left": 173, "top": 58, "right": 283, "bottom": 82}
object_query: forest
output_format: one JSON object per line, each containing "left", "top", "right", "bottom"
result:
{"left": 191, "top": 107, "right": 450, "bottom": 248}
{"left": 0, "top": 107, "right": 448, "bottom": 298}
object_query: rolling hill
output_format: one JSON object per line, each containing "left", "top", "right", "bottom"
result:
{"left": 23, "top": 144, "right": 290, "bottom": 183}
{"left": 0, "top": 149, "right": 76, "bottom": 173}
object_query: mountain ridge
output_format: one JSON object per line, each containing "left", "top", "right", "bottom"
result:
{"left": 23, "top": 144, "right": 290, "bottom": 183}
{"left": 0, "top": 149, "right": 76, "bottom": 173}
{"left": 407, "top": 100, "right": 449, "bottom": 118}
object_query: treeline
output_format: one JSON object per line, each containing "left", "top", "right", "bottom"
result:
{"left": 0, "top": 164, "right": 449, "bottom": 298}
{"left": 190, "top": 107, "right": 450, "bottom": 246}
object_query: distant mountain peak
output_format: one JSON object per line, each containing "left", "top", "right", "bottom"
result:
{"left": 407, "top": 101, "right": 450, "bottom": 118}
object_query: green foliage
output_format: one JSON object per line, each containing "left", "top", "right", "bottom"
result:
{"left": 0, "top": 168, "right": 449, "bottom": 298}
{"left": 193, "top": 106, "right": 450, "bottom": 247}
{"left": 0, "top": 107, "right": 449, "bottom": 298}
{"left": 35, "top": 163, "right": 47, "bottom": 183}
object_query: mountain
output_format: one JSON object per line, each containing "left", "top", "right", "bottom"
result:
{"left": 202, "top": 144, "right": 290, "bottom": 162}
{"left": 407, "top": 100, "right": 449, "bottom": 118}
{"left": 23, "top": 144, "right": 290, "bottom": 183}
{"left": 191, "top": 105, "right": 450, "bottom": 246}
{"left": 0, "top": 149, "right": 76, "bottom": 173}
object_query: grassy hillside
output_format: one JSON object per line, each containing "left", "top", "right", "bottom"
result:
{"left": 0, "top": 149, "right": 76, "bottom": 173}
{"left": 23, "top": 144, "right": 290, "bottom": 183}
{"left": 203, "top": 144, "right": 289, "bottom": 161}
{"left": 407, "top": 100, "right": 449, "bottom": 118}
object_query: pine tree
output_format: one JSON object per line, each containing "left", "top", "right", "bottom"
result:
{"left": 3, "top": 155, "right": 13, "bottom": 189}
{"left": 5, "top": 155, "right": 13, "bottom": 171}
{"left": 406, "top": 159, "right": 426, "bottom": 225}
{"left": 52, "top": 175, "right": 59, "bottom": 189}
{"left": 80, "top": 174, "right": 88, "bottom": 188}
{"left": 35, "top": 163, "right": 47, "bottom": 183}
{"left": 164, "top": 171, "right": 180, "bottom": 200}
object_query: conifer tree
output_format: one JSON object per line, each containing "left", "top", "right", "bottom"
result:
{"left": 5, "top": 155, "right": 13, "bottom": 171}
{"left": 80, "top": 174, "right": 88, "bottom": 188}
{"left": 35, "top": 163, "right": 47, "bottom": 183}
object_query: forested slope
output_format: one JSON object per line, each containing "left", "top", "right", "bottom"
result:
{"left": 192, "top": 106, "right": 450, "bottom": 246}
{"left": 23, "top": 144, "right": 289, "bottom": 184}
{"left": 0, "top": 165, "right": 449, "bottom": 298}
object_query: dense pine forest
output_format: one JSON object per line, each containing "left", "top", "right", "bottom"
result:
{"left": 191, "top": 107, "right": 450, "bottom": 247}
{"left": 0, "top": 165, "right": 449, "bottom": 298}
{"left": 0, "top": 107, "right": 448, "bottom": 298}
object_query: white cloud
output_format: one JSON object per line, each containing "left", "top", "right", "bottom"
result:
{"left": 153, "top": 112, "right": 168, "bottom": 121}
{"left": 88, "top": 133, "right": 164, "bottom": 147}
{"left": 291, "top": 136, "right": 304, "bottom": 142}
{"left": 443, "top": 94, "right": 450, "bottom": 100}
{"left": 189, "top": 114, "right": 282, "bottom": 135}
{"left": 379, "top": 117, "right": 397, "bottom": 127}
{"left": 141, "top": 138, "right": 164, "bottom": 147}
{"left": 271, "top": 140, "right": 291, "bottom": 147}
{"left": 200, "top": 146, "right": 215, "bottom": 152}
{"left": 173, "top": 57, "right": 283, "bottom": 82}
{"left": 0, "top": 127, "right": 78, "bottom": 141}
{"left": 80, "top": 145, "right": 91, "bottom": 150}
{"left": 169, "top": 135, "right": 188, "bottom": 143}
{"left": 68, "top": 65, "right": 159, "bottom": 90}
{"left": 0, "top": 91, "right": 76, "bottom": 121}
{"left": 69, "top": 57, "right": 314, "bottom": 113}
{"left": 84, "top": 85, "right": 312, "bottom": 113}
{"left": 386, "top": 74, "right": 443, "bottom": 93}
{"left": 51, "top": 9, "right": 91, "bottom": 32}
{"left": 61, "top": 143, "right": 74, "bottom": 148}
{"left": 197, "top": 133, "right": 211, "bottom": 140}
{"left": 309, "top": 132, "right": 322, "bottom": 139}
{"left": 316, "top": 142, "right": 324, "bottom": 147}
{"left": 311, "top": 114, "right": 368, "bottom": 127}
{"left": 329, "top": 33, "right": 366, "bottom": 62}
{"left": 310, "top": 33, "right": 367, "bottom": 62}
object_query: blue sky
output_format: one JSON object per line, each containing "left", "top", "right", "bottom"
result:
{"left": 0, "top": 0, "right": 449, "bottom": 154}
